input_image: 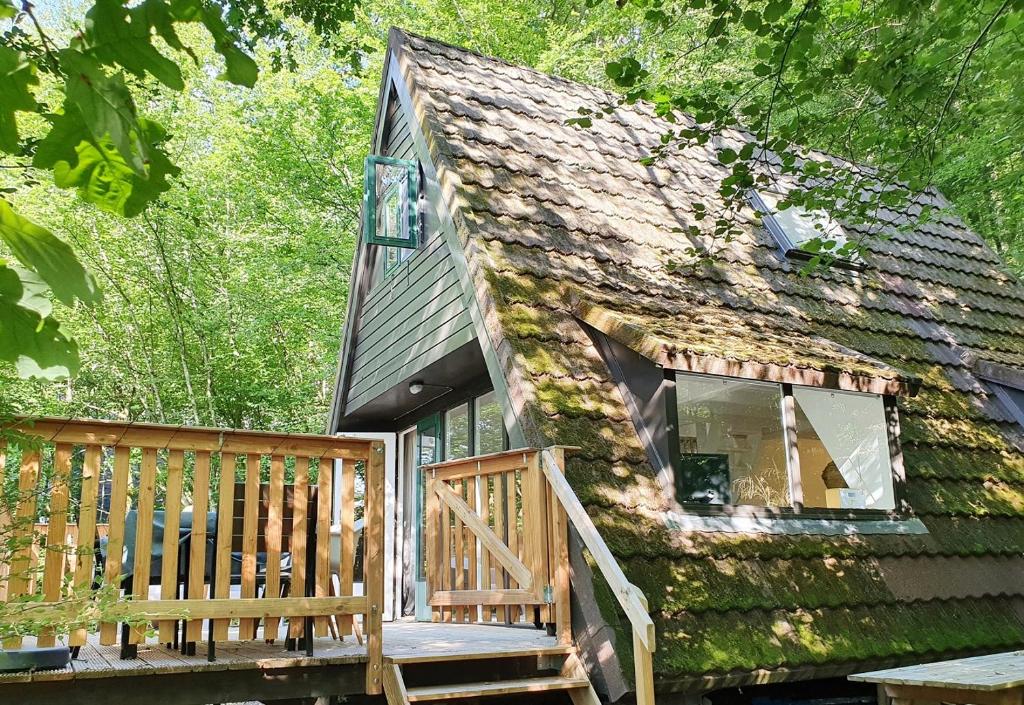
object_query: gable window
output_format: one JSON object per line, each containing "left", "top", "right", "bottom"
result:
{"left": 364, "top": 155, "right": 420, "bottom": 277}
{"left": 750, "top": 190, "right": 863, "bottom": 269}
{"left": 675, "top": 372, "right": 896, "bottom": 511}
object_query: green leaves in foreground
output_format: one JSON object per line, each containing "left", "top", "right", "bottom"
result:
{"left": 0, "top": 200, "right": 101, "bottom": 309}
{"left": 0, "top": 0, "right": 262, "bottom": 378}
{"left": 0, "top": 197, "right": 97, "bottom": 377}
{"left": 0, "top": 46, "right": 38, "bottom": 154}
{"left": 0, "top": 260, "right": 79, "bottom": 379}
{"left": 36, "top": 112, "right": 181, "bottom": 218}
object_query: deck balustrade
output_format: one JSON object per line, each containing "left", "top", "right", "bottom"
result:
{"left": 0, "top": 422, "right": 653, "bottom": 705}
{"left": 421, "top": 447, "right": 655, "bottom": 705}
{"left": 0, "top": 418, "right": 385, "bottom": 694}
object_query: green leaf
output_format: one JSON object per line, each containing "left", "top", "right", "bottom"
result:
{"left": 0, "top": 198, "right": 101, "bottom": 307}
{"left": 13, "top": 264, "right": 53, "bottom": 319}
{"left": 0, "top": 0, "right": 15, "bottom": 19}
{"left": 81, "top": 0, "right": 186, "bottom": 90}
{"left": 717, "top": 147, "right": 738, "bottom": 164}
{"left": 0, "top": 261, "right": 79, "bottom": 379}
{"left": 170, "top": 0, "right": 258, "bottom": 87}
{"left": 59, "top": 49, "right": 148, "bottom": 174}
{"left": 762, "top": 0, "right": 791, "bottom": 23}
{"left": 741, "top": 10, "right": 761, "bottom": 31}
{"left": 36, "top": 111, "right": 181, "bottom": 217}
{"left": 0, "top": 46, "right": 38, "bottom": 154}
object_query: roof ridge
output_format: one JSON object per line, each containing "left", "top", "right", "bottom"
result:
{"left": 390, "top": 26, "right": 621, "bottom": 106}
{"left": 393, "top": 27, "right": 978, "bottom": 209}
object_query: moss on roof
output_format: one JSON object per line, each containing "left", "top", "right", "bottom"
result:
{"left": 655, "top": 598, "right": 1024, "bottom": 680}
{"left": 396, "top": 28, "right": 1024, "bottom": 692}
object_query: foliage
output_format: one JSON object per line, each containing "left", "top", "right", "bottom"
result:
{"left": 3, "top": 18, "right": 370, "bottom": 430}
{"left": 566, "top": 0, "right": 1024, "bottom": 272}
{"left": 2, "top": 0, "right": 1021, "bottom": 429}
{"left": 0, "top": 0, "right": 257, "bottom": 378}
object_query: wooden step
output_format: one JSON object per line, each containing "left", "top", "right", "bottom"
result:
{"left": 386, "top": 644, "right": 574, "bottom": 665}
{"left": 405, "top": 676, "right": 590, "bottom": 701}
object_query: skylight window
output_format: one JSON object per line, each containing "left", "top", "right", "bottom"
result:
{"left": 750, "top": 190, "right": 862, "bottom": 268}
{"left": 991, "top": 382, "right": 1024, "bottom": 428}
{"left": 974, "top": 360, "right": 1024, "bottom": 429}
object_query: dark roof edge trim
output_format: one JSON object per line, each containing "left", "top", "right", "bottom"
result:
{"left": 572, "top": 297, "right": 921, "bottom": 398}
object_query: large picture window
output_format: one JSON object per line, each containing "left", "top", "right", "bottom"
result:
{"left": 793, "top": 388, "right": 895, "bottom": 510}
{"left": 675, "top": 372, "right": 896, "bottom": 511}
{"left": 676, "top": 376, "right": 790, "bottom": 506}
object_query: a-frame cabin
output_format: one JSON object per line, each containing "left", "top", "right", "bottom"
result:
{"left": 3, "top": 25, "right": 1024, "bottom": 705}
{"left": 331, "top": 25, "right": 1024, "bottom": 705}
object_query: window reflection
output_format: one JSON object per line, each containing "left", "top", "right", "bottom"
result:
{"left": 676, "top": 374, "right": 790, "bottom": 506}
{"left": 794, "top": 388, "right": 894, "bottom": 510}
{"left": 474, "top": 391, "right": 504, "bottom": 455}
{"left": 445, "top": 403, "right": 470, "bottom": 460}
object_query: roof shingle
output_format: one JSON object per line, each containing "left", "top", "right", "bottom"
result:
{"left": 393, "top": 28, "right": 1024, "bottom": 691}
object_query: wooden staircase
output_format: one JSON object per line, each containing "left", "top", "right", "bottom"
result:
{"left": 383, "top": 644, "right": 601, "bottom": 705}
{"left": 405, "top": 447, "right": 656, "bottom": 705}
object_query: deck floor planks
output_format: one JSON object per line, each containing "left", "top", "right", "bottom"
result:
{"left": 0, "top": 622, "right": 562, "bottom": 685}
{"left": 69, "top": 642, "right": 115, "bottom": 679}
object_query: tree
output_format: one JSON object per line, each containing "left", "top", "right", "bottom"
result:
{"left": 569, "top": 0, "right": 1024, "bottom": 271}
{"left": 0, "top": 0, "right": 258, "bottom": 379}
{"left": 4, "top": 17, "right": 372, "bottom": 431}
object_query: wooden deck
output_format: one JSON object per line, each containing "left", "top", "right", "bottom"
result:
{"left": 1, "top": 621, "right": 564, "bottom": 685}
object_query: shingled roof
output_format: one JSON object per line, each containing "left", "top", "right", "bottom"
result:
{"left": 390, "top": 28, "right": 1024, "bottom": 694}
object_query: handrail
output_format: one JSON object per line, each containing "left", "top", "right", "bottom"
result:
{"left": 5, "top": 417, "right": 372, "bottom": 459}
{"left": 421, "top": 448, "right": 538, "bottom": 481}
{"left": 540, "top": 448, "right": 655, "bottom": 651}
{"left": 541, "top": 447, "right": 656, "bottom": 705}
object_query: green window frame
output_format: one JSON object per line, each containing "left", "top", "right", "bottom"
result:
{"left": 363, "top": 155, "right": 420, "bottom": 249}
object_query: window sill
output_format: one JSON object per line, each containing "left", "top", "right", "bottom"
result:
{"left": 661, "top": 508, "right": 928, "bottom": 535}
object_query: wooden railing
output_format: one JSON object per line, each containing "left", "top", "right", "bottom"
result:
{"left": 422, "top": 447, "right": 655, "bottom": 705}
{"left": 0, "top": 418, "right": 386, "bottom": 695}
{"left": 540, "top": 448, "right": 655, "bottom": 705}
{"left": 422, "top": 448, "right": 569, "bottom": 633}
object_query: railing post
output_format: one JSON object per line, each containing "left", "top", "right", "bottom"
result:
{"left": 547, "top": 448, "right": 572, "bottom": 645}
{"left": 364, "top": 441, "right": 385, "bottom": 695}
{"left": 523, "top": 451, "right": 550, "bottom": 614}
{"left": 632, "top": 588, "right": 655, "bottom": 705}
{"left": 425, "top": 471, "right": 441, "bottom": 622}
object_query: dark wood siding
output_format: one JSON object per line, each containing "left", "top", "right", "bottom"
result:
{"left": 344, "top": 87, "right": 476, "bottom": 413}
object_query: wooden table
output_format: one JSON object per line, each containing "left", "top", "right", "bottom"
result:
{"left": 851, "top": 651, "right": 1024, "bottom": 705}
